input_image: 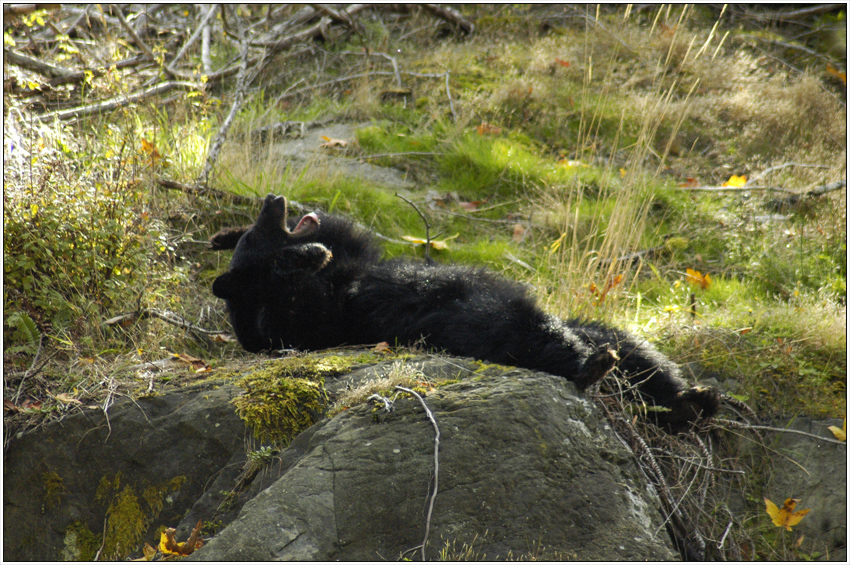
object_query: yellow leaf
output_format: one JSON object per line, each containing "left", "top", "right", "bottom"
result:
{"left": 827, "top": 417, "right": 846, "bottom": 441}
{"left": 686, "top": 268, "right": 711, "bottom": 289}
{"left": 764, "top": 498, "right": 811, "bottom": 531}
{"left": 827, "top": 65, "right": 847, "bottom": 85}
{"left": 54, "top": 393, "right": 82, "bottom": 406}
{"left": 31, "top": 204, "right": 39, "bottom": 216}
{"left": 319, "top": 137, "right": 348, "bottom": 148}
{"left": 721, "top": 174, "right": 748, "bottom": 188}
{"left": 402, "top": 234, "right": 458, "bottom": 250}
{"left": 402, "top": 235, "right": 427, "bottom": 245}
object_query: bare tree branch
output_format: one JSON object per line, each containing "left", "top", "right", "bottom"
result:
{"left": 420, "top": 4, "right": 474, "bottom": 34}
{"left": 112, "top": 4, "right": 157, "bottom": 63}
{"left": 168, "top": 4, "right": 219, "bottom": 71}
{"left": 3, "top": 47, "right": 74, "bottom": 77}
{"left": 198, "top": 12, "right": 250, "bottom": 187}
{"left": 34, "top": 80, "right": 199, "bottom": 122}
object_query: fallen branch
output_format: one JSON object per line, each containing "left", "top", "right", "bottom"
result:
{"left": 168, "top": 4, "right": 219, "bottom": 71}
{"left": 104, "top": 308, "right": 224, "bottom": 336}
{"left": 46, "top": 54, "right": 150, "bottom": 88}
{"left": 34, "top": 80, "right": 199, "bottom": 122}
{"left": 113, "top": 4, "right": 157, "bottom": 63}
{"left": 765, "top": 178, "right": 846, "bottom": 210}
{"left": 807, "top": 178, "right": 846, "bottom": 197}
{"left": 3, "top": 47, "right": 75, "bottom": 78}
{"left": 4, "top": 4, "right": 62, "bottom": 17}
{"left": 156, "top": 178, "right": 258, "bottom": 206}
{"left": 310, "top": 4, "right": 358, "bottom": 30}
{"left": 714, "top": 419, "right": 846, "bottom": 445}
{"left": 746, "top": 162, "right": 830, "bottom": 185}
{"left": 198, "top": 15, "right": 251, "bottom": 187}
{"left": 745, "top": 4, "right": 845, "bottom": 22}
{"left": 420, "top": 4, "right": 474, "bottom": 34}
{"left": 396, "top": 385, "right": 441, "bottom": 561}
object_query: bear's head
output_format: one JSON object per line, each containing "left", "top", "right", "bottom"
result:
{"left": 212, "top": 194, "right": 326, "bottom": 300}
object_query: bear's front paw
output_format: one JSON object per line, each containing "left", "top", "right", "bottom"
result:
{"left": 210, "top": 226, "right": 250, "bottom": 250}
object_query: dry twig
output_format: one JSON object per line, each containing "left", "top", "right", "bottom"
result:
{"left": 396, "top": 386, "right": 441, "bottom": 561}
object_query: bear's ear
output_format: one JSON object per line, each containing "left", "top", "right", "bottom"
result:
{"left": 212, "top": 272, "right": 239, "bottom": 299}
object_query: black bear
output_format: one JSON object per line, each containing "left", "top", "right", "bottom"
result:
{"left": 212, "top": 194, "right": 719, "bottom": 431}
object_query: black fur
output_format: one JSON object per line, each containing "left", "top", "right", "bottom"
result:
{"left": 212, "top": 195, "right": 718, "bottom": 431}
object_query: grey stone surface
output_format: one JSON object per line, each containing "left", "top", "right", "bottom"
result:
{"left": 263, "top": 121, "right": 416, "bottom": 188}
{"left": 191, "top": 368, "right": 677, "bottom": 561}
{"left": 3, "top": 382, "right": 248, "bottom": 561}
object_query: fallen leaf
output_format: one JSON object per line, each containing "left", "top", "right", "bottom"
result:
{"left": 512, "top": 223, "right": 526, "bottom": 242}
{"left": 212, "top": 334, "right": 235, "bottom": 343}
{"left": 158, "top": 521, "right": 203, "bottom": 556}
{"left": 319, "top": 136, "right": 348, "bottom": 148}
{"left": 401, "top": 233, "right": 459, "bottom": 250}
{"left": 685, "top": 268, "right": 711, "bottom": 290}
{"left": 476, "top": 122, "right": 502, "bottom": 135}
{"left": 721, "top": 174, "right": 748, "bottom": 188}
{"left": 130, "top": 543, "right": 157, "bottom": 561}
{"left": 738, "top": 327, "right": 752, "bottom": 335}
{"left": 140, "top": 138, "right": 162, "bottom": 164}
{"left": 827, "top": 417, "right": 846, "bottom": 442}
{"left": 678, "top": 177, "right": 700, "bottom": 187}
{"left": 373, "top": 342, "right": 392, "bottom": 353}
{"left": 554, "top": 58, "right": 570, "bottom": 68}
{"left": 826, "top": 65, "right": 846, "bottom": 85}
{"left": 20, "top": 399, "right": 43, "bottom": 411}
{"left": 54, "top": 393, "right": 83, "bottom": 406}
{"left": 659, "top": 23, "right": 678, "bottom": 37}
{"left": 764, "top": 498, "right": 811, "bottom": 531}
{"left": 4, "top": 399, "right": 19, "bottom": 414}
{"left": 159, "top": 529, "right": 181, "bottom": 555}
{"left": 174, "top": 353, "right": 211, "bottom": 372}
{"left": 458, "top": 200, "right": 485, "bottom": 211}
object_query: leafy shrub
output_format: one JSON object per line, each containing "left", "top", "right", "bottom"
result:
{"left": 3, "top": 161, "right": 167, "bottom": 337}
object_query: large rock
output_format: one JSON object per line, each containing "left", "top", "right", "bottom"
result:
{"left": 190, "top": 367, "right": 677, "bottom": 561}
{"left": 2, "top": 382, "right": 248, "bottom": 561}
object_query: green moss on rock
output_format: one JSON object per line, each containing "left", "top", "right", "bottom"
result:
{"left": 62, "top": 521, "right": 100, "bottom": 561}
{"left": 232, "top": 355, "right": 363, "bottom": 445}
{"left": 42, "top": 471, "right": 66, "bottom": 511}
